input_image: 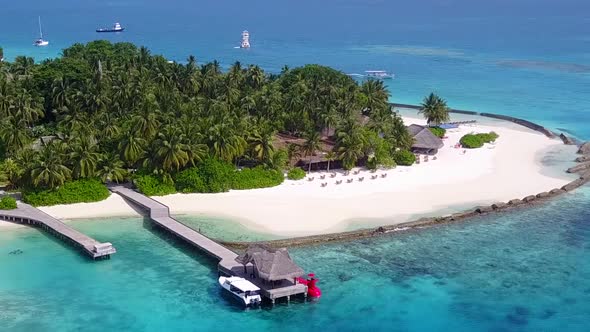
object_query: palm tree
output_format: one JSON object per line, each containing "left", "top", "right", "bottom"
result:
{"left": 385, "top": 113, "right": 414, "bottom": 150}
{"left": 302, "top": 130, "right": 321, "bottom": 172}
{"left": 97, "top": 153, "right": 127, "bottom": 183}
{"left": 360, "top": 79, "right": 389, "bottom": 116}
{"left": 118, "top": 131, "right": 146, "bottom": 166}
{"left": 11, "top": 56, "right": 35, "bottom": 76}
{"left": 0, "top": 158, "right": 23, "bottom": 189}
{"left": 335, "top": 118, "right": 366, "bottom": 170}
{"left": 265, "top": 149, "right": 288, "bottom": 171}
{"left": 207, "top": 117, "right": 247, "bottom": 162}
{"left": 132, "top": 94, "right": 161, "bottom": 139}
{"left": 152, "top": 127, "right": 190, "bottom": 172}
{"left": 51, "top": 76, "right": 72, "bottom": 110}
{"left": 69, "top": 137, "right": 101, "bottom": 179}
{"left": 286, "top": 143, "right": 301, "bottom": 166}
{"left": 249, "top": 125, "right": 276, "bottom": 163}
{"left": 0, "top": 116, "right": 30, "bottom": 153}
{"left": 419, "top": 93, "right": 450, "bottom": 126}
{"left": 10, "top": 89, "right": 44, "bottom": 126}
{"left": 246, "top": 65, "right": 265, "bottom": 89}
{"left": 29, "top": 143, "right": 72, "bottom": 189}
{"left": 325, "top": 151, "right": 336, "bottom": 172}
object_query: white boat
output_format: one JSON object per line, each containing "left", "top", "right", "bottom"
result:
{"left": 364, "top": 70, "right": 394, "bottom": 80}
{"left": 96, "top": 22, "right": 125, "bottom": 33}
{"left": 34, "top": 16, "right": 49, "bottom": 47}
{"left": 240, "top": 30, "right": 250, "bottom": 48}
{"left": 218, "top": 276, "right": 261, "bottom": 306}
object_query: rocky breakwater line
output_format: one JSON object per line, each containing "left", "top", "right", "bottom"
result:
{"left": 222, "top": 141, "right": 590, "bottom": 250}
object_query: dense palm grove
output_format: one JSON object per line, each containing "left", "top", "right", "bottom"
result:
{"left": 0, "top": 41, "right": 415, "bottom": 203}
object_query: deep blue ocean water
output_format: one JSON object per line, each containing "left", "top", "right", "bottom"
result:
{"left": 1, "top": 0, "right": 589, "bottom": 330}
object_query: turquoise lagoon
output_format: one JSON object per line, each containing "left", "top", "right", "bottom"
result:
{"left": 1, "top": 191, "right": 589, "bottom": 331}
{"left": 1, "top": 0, "right": 590, "bottom": 330}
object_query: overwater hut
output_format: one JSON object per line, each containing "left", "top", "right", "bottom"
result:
{"left": 236, "top": 244, "right": 305, "bottom": 284}
{"left": 407, "top": 124, "right": 444, "bottom": 155}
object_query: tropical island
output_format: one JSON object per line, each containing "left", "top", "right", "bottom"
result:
{"left": 0, "top": 41, "right": 579, "bottom": 236}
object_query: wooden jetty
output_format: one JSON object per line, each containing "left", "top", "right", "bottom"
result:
{"left": 110, "top": 186, "right": 307, "bottom": 303}
{"left": 0, "top": 203, "right": 116, "bottom": 259}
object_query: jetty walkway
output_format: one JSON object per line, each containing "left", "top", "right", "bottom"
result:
{"left": 0, "top": 203, "right": 116, "bottom": 259}
{"left": 110, "top": 186, "right": 307, "bottom": 303}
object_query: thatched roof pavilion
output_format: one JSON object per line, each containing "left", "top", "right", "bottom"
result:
{"left": 236, "top": 244, "right": 305, "bottom": 281}
{"left": 407, "top": 124, "right": 444, "bottom": 155}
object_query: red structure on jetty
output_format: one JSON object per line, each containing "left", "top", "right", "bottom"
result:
{"left": 297, "top": 273, "right": 321, "bottom": 298}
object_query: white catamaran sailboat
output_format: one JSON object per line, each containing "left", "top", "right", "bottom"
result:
{"left": 34, "top": 16, "right": 49, "bottom": 47}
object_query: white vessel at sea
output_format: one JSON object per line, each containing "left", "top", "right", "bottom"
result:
{"left": 34, "top": 16, "right": 49, "bottom": 47}
{"left": 240, "top": 30, "right": 251, "bottom": 48}
{"left": 364, "top": 70, "right": 394, "bottom": 80}
{"left": 218, "top": 276, "right": 261, "bottom": 306}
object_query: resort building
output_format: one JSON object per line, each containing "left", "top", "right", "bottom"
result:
{"left": 236, "top": 245, "right": 305, "bottom": 287}
{"left": 406, "top": 124, "right": 444, "bottom": 155}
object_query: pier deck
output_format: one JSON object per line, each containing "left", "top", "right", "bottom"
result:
{"left": 111, "top": 186, "right": 307, "bottom": 302}
{"left": 0, "top": 203, "right": 116, "bottom": 259}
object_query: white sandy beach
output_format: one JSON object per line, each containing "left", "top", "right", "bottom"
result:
{"left": 4, "top": 115, "right": 575, "bottom": 235}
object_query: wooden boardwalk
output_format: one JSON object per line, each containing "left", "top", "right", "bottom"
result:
{"left": 0, "top": 203, "right": 116, "bottom": 259}
{"left": 110, "top": 186, "right": 307, "bottom": 302}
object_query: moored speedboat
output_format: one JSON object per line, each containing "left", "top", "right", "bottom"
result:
{"left": 218, "top": 276, "right": 261, "bottom": 307}
{"left": 96, "top": 22, "right": 125, "bottom": 33}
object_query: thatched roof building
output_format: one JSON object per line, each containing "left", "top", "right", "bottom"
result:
{"left": 236, "top": 244, "right": 305, "bottom": 281}
{"left": 407, "top": 124, "right": 444, "bottom": 155}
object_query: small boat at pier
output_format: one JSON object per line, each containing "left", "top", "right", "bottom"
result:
{"left": 218, "top": 276, "right": 262, "bottom": 307}
{"left": 96, "top": 22, "right": 124, "bottom": 33}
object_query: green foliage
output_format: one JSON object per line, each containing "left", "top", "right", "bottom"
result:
{"left": 393, "top": 150, "right": 416, "bottom": 166}
{"left": 428, "top": 126, "right": 446, "bottom": 138}
{"left": 176, "top": 162, "right": 284, "bottom": 193}
{"left": 232, "top": 166, "right": 284, "bottom": 190}
{"left": 460, "top": 132, "right": 499, "bottom": 149}
{"left": 0, "top": 196, "right": 17, "bottom": 210}
{"left": 175, "top": 168, "right": 207, "bottom": 193}
{"left": 478, "top": 132, "right": 499, "bottom": 143}
{"left": 194, "top": 159, "right": 235, "bottom": 193}
{"left": 134, "top": 174, "right": 176, "bottom": 196}
{"left": 22, "top": 179, "right": 109, "bottom": 206}
{"left": 287, "top": 167, "right": 306, "bottom": 180}
{"left": 1, "top": 41, "right": 408, "bottom": 194}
